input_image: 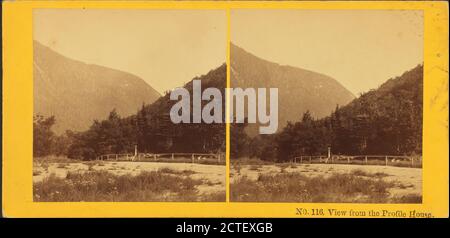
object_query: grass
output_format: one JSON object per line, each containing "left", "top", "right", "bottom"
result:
{"left": 204, "top": 180, "right": 222, "bottom": 186}
{"left": 34, "top": 156, "right": 79, "bottom": 164}
{"left": 396, "top": 183, "right": 414, "bottom": 189}
{"left": 351, "top": 169, "right": 369, "bottom": 176}
{"left": 391, "top": 194, "right": 422, "bottom": 203}
{"left": 81, "top": 161, "right": 106, "bottom": 171}
{"left": 33, "top": 170, "right": 42, "bottom": 176}
{"left": 34, "top": 170, "right": 221, "bottom": 202}
{"left": 231, "top": 172, "right": 420, "bottom": 203}
{"left": 373, "top": 172, "right": 390, "bottom": 178}
{"left": 201, "top": 191, "right": 226, "bottom": 201}
{"left": 231, "top": 157, "right": 271, "bottom": 166}
{"left": 351, "top": 169, "right": 389, "bottom": 178}
{"left": 158, "top": 167, "right": 196, "bottom": 176}
{"left": 57, "top": 163, "right": 69, "bottom": 169}
{"left": 249, "top": 165, "right": 261, "bottom": 171}
{"left": 234, "top": 164, "right": 242, "bottom": 175}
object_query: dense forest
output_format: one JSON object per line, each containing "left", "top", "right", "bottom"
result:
{"left": 231, "top": 65, "right": 423, "bottom": 161}
{"left": 33, "top": 115, "right": 72, "bottom": 157}
{"left": 34, "top": 64, "right": 227, "bottom": 160}
{"left": 34, "top": 64, "right": 422, "bottom": 162}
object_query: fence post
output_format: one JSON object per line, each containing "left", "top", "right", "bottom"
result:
{"left": 294, "top": 157, "right": 297, "bottom": 164}
{"left": 347, "top": 157, "right": 350, "bottom": 164}
{"left": 192, "top": 154, "right": 195, "bottom": 163}
{"left": 309, "top": 156, "right": 312, "bottom": 164}
{"left": 300, "top": 156, "right": 303, "bottom": 164}
{"left": 365, "top": 156, "right": 368, "bottom": 165}
{"left": 411, "top": 158, "right": 414, "bottom": 168}
{"left": 172, "top": 153, "right": 174, "bottom": 160}
{"left": 385, "top": 156, "right": 388, "bottom": 166}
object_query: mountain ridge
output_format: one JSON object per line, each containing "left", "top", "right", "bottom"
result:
{"left": 34, "top": 41, "right": 161, "bottom": 134}
{"left": 230, "top": 43, "right": 355, "bottom": 136}
{"left": 271, "top": 64, "right": 424, "bottom": 160}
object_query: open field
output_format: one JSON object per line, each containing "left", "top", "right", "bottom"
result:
{"left": 231, "top": 163, "right": 422, "bottom": 203}
{"left": 34, "top": 160, "right": 225, "bottom": 202}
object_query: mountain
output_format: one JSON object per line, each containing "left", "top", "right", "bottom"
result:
{"left": 270, "top": 65, "right": 423, "bottom": 161}
{"left": 33, "top": 41, "right": 160, "bottom": 134}
{"left": 339, "top": 64, "right": 423, "bottom": 116}
{"left": 230, "top": 43, "right": 355, "bottom": 136}
{"left": 332, "top": 64, "right": 423, "bottom": 155}
{"left": 67, "top": 65, "right": 227, "bottom": 159}
{"left": 133, "top": 64, "right": 227, "bottom": 153}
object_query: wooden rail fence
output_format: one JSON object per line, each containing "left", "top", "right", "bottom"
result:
{"left": 96, "top": 152, "right": 223, "bottom": 164}
{"left": 292, "top": 155, "right": 422, "bottom": 168}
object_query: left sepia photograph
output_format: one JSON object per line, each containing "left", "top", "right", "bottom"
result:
{"left": 32, "top": 9, "right": 227, "bottom": 202}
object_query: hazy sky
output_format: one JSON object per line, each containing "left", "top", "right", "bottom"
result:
{"left": 231, "top": 10, "right": 423, "bottom": 95}
{"left": 34, "top": 9, "right": 423, "bottom": 96}
{"left": 34, "top": 9, "right": 226, "bottom": 94}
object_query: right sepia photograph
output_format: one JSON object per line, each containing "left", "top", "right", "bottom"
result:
{"left": 229, "top": 10, "right": 424, "bottom": 203}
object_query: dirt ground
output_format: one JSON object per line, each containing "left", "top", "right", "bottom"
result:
{"left": 231, "top": 164, "right": 422, "bottom": 198}
{"left": 34, "top": 161, "right": 225, "bottom": 195}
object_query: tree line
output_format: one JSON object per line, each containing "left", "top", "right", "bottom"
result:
{"left": 34, "top": 65, "right": 226, "bottom": 160}
{"left": 34, "top": 64, "right": 422, "bottom": 162}
{"left": 231, "top": 65, "right": 423, "bottom": 162}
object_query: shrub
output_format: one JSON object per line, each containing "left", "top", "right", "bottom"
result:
{"left": 231, "top": 172, "right": 418, "bottom": 203}
{"left": 159, "top": 167, "right": 196, "bottom": 175}
{"left": 34, "top": 170, "right": 210, "bottom": 202}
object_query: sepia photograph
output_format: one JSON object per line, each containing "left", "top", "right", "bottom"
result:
{"left": 32, "top": 9, "right": 227, "bottom": 202}
{"left": 2, "top": 0, "right": 448, "bottom": 220}
{"left": 229, "top": 10, "right": 424, "bottom": 203}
